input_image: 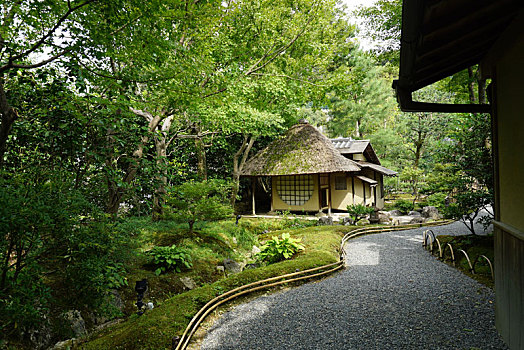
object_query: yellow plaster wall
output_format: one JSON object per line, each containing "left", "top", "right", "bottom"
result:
{"left": 496, "top": 35, "right": 524, "bottom": 231}
{"left": 491, "top": 26, "right": 524, "bottom": 350}
{"left": 271, "top": 175, "right": 320, "bottom": 212}
{"left": 329, "top": 173, "right": 375, "bottom": 209}
{"left": 330, "top": 173, "right": 353, "bottom": 210}
{"left": 353, "top": 177, "right": 365, "bottom": 206}
{"left": 366, "top": 184, "right": 374, "bottom": 206}
{"left": 353, "top": 154, "right": 366, "bottom": 161}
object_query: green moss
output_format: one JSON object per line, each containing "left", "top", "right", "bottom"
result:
{"left": 436, "top": 234, "right": 494, "bottom": 288}
{"left": 78, "top": 226, "right": 344, "bottom": 349}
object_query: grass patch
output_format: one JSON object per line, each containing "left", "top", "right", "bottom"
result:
{"left": 436, "top": 234, "right": 494, "bottom": 288}
{"left": 78, "top": 225, "right": 346, "bottom": 349}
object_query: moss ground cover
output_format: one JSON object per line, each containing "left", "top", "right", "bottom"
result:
{"left": 78, "top": 221, "right": 347, "bottom": 349}
{"left": 115, "top": 217, "right": 319, "bottom": 313}
{"left": 436, "top": 234, "right": 494, "bottom": 288}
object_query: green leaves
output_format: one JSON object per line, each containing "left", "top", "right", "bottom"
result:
{"left": 327, "top": 52, "right": 397, "bottom": 138}
{"left": 392, "top": 199, "right": 414, "bottom": 215}
{"left": 256, "top": 232, "right": 305, "bottom": 264}
{"left": 165, "top": 179, "right": 234, "bottom": 233}
{"left": 147, "top": 245, "right": 192, "bottom": 275}
{"left": 346, "top": 204, "right": 375, "bottom": 224}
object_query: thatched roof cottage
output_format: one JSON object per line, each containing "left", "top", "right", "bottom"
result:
{"left": 241, "top": 120, "right": 397, "bottom": 214}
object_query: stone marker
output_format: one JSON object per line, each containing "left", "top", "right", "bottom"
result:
{"left": 223, "top": 259, "right": 243, "bottom": 274}
{"left": 180, "top": 277, "right": 197, "bottom": 290}
{"left": 62, "top": 310, "right": 87, "bottom": 337}
{"left": 422, "top": 206, "right": 442, "bottom": 220}
{"left": 318, "top": 216, "right": 334, "bottom": 225}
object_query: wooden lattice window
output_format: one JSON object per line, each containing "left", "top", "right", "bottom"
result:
{"left": 335, "top": 175, "right": 347, "bottom": 190}
{"left": 320, "top": 174, "right": 329, "bottom": 187}
{"left": 275, "top": 175, "right": 314, "bottom": 206}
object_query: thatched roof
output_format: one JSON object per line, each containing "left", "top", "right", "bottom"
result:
{"left": 241, "top": 122, "right": 361, "bottom": 176}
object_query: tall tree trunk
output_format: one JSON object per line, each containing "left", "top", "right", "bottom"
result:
{"left": 354, "top": 119, "right": 361, "bottom": 138}
{"left": 106, "top": 108, "right": 162, "bottom": 215}
{"left": 413, "top": 114, "right": 424, "bottom": 168}
{"left": 152, "top": 115, "right": 174, "bottom": 220}
{"left": 0, "top": 77, "right": 18, "bottom": 168}
{"left": 231, "top": 134, "right": 256, "bottom": 207}
{"left": 195, "top": 137, "right": 207, "bottom": 181}
{"left": 414, "top": 141, "right": 422, "bottom": 168}
{"left": 478, "top": 77, "right": 487, "bottom": 104}
{"left": 467, "top": 66, "right": 477, "bottom": 104}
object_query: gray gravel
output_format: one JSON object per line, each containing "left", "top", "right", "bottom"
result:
{"left": 201, "top": 220, "right": 506, "bottom": 350}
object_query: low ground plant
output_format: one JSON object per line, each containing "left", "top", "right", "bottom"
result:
{"left": 436, "top": 234, "right": 494, "bottom": 288}
{"left": 257, "top": 232, "right": 305, "bottom": 264}
{"left": 147, "top": 245, "right": 192, "bottom": 275}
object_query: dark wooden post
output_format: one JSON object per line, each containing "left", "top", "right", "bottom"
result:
{"left": 318, "top": 174, "right": 322, "bottom": 213}
{"left": 251, "top": 177, "right": 256, "bottom": 216}
{"left": 328, "top": 173, "right": 332, "bottom": 216}
{"left": 373, "top": 172, "right": 377, "bottom": 205}
{"left": 363, "top": 181, "right": 366, "bottom": 206}
{"left": 270, "top": 177, "right": 274, "bottom": 212}
{"left": 351, "top": 176, "right": 355, "bottom": 205}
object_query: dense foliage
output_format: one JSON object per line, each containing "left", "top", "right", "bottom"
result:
{"left": 165, "top": 180, "right": 233, "bottom": 233}
{"left": 346, "top": 204, "right": 375, "bottom": 224}
{"left": 0, "top": 0, "right": 496, "bottom": 346}
{"left": 0, "top": 174, "right": 133, "bottom": 339}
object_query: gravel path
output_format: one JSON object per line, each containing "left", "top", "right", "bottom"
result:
{"left": 201, "top": 220, "right": 506, "bottom": 350}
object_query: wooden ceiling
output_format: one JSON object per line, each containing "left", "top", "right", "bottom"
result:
{"left": 396, "top": 0, "right": 523, "bottom": 93}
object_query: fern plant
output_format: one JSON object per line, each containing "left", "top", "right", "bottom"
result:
{"left": 256, "top": 232, "right": 305, "bottom": 264}
{"left": 147, "top": 245, "right": 192, "bottom": 275}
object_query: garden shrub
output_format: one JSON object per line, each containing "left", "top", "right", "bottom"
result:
{"left": 166, "top": 179, "right": 233, "bottom": 233}
{"left": 394, "top": 199, "right": 414, "bottom": 214}
{"left": 346, "top": 204, "right": 375, "bottom": 224}
{"left": 426, "top": 192, "right": 447, "bottom": 211}
{"left": 147, "top": 245, "right": 192, "bottom": 275}
{"left": 63, "top": 219, "right": 133, "bottom": 307}
{"left": 256, "top": 233, "right": 305, "bottom": 264}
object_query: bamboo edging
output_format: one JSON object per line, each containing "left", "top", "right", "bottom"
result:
{"left": 174, "top": 219, "right": 453, "bottom": 350}
{"left": 422, "top": 228, "right": 494, "bottom": 279}
{"left": 174, "top": 261, "right": 344, "bottom": 350}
